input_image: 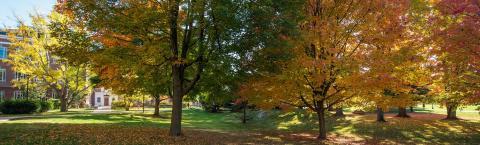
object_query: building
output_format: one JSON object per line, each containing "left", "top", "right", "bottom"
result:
{"left": 87, "top": 87, "right": 118, "bottom": 109}
{"left": 0, "top": 31, "right": 23, "bottom": 101}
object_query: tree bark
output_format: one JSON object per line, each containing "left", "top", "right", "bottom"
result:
{"left": 168, "top": 0, "right": 183, "bottom": 137}
{"left": 242, "top": 102, "right": 247, "bottom": 124}
{"left": 410, "top": 106, "right": 414, "bottom": 112}
{"left": 376, "top": 107, "right": 386, "bottom": 122}
{"left": 445, "top": 103, "right": 458, "bottom": 120}
{"left": 60, "top": 94, "right": 68, "bottom": 112}
{"left": 142, "top": 95, "right": 145, "bottom": 113}
{"left": 153, "top": 96, "right": 161, "bottom": 117}
{"left": 396, "top": 107, "right": 409, "bottom": 118}
{"left": 60, "top": 88, "right": 68, "bottom": 112}
{"left": 316, "top": 107, "right": 327, "bottom": 140}
{"left": 169, "top": 65, "right": 184, "bottom": 136}
{"left": 334, "top": 107, "right": 344, "bottom": 117}
{"left": 314, "top": 99, "right": 327, "bottom": 140}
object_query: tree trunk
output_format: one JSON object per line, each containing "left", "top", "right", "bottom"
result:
{"left": 396, "top": 107, "right": 409, "bottom": 118}
{"left": 60, "top": 88, "right": 68, "bottom": 112}
{"left": 376, "top": 107, "right": 386, "bottom": 122}
{"left": 153, "top": 96, "right": 160, "bottom": 117}
{"left": 445, "top": 103, "right": 458, "bottom": 120}
{"left": 60, "top": 95, "right": 68, "bottom": 112}
{"left": 242, "top": 102, "right": 247, "bottom": 124}
{"left": 142, "top": 95, "right": 145, "bottom": 113}
{"left": 169, "top": 65, "right": 184, "bottom": 136}
{"left": 316, "top": 107, "right": 327, "bottom": 140}
{"left": 422, "top": 103, "right": 425, "bottom": 109}
{"left": 334, "top": 107, "right": 344, "bottom": 117}
{"left": 410, "top": 106, "right": 414, "bottom": 112}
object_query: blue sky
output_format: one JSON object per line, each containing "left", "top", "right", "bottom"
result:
{"left": 0, "top": 0, "right": 56, "bottom": 28}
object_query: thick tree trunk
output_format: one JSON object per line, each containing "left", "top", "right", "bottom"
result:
{"left": 334, "top": 107, "right": 344, "bottom": 117}
{"left": 445, "top": 103, "right": 458, "bottom": 120}
{"left": 410, "top": 106, "right": 414, "bottom": 112}
{"left": 316, "top": 107, "right": 327, "bottom": 140}
{"left": 60, "top": 88, "right": 68, "bottom": 112}
{"left": 60, "top": 94, "right": 68, "bottom": 112}
{"left": 169, "top": 65, "right": 184, "bottom": 136}
{"left": 153, "top": 96, "right": 161, "bottom": 117}
{"left": 376, "top": 107, "right": 386, "bottom": 122}
{"left": 396, "top": 107, "right": 409, "bottom": 118}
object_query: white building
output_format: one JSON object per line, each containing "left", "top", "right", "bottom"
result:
{"left": 86, "top": 87, "right": 118, "bottom": 109}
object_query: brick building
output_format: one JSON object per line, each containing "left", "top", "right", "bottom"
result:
{"left": 0, "top": 30, "right": 24, "bottom": 101}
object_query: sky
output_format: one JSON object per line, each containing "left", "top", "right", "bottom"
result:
{"left": 0, "top": 0, "right": 57, "bottom": 28}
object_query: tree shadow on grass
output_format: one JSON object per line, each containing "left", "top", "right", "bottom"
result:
{"left": 0, "top": 123, "right": 329, "bottom": 145}
{"left": 7, "top": 113, "right": 171, "bottom": 128}
{"left": 346, "top": 113, "right": 480, "bottom": 144}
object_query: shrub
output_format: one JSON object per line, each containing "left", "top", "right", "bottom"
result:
{"left": 0, "top": 100, "right": 39, "bottom": 114}
{"left": 38, "top": 100, "right": 54, "bottom": 112}
{"left": 112, "top": 100, "right": 125, "bottom": 109}
{"left": 51, "top": 99, "right": 61, "bottom": 109}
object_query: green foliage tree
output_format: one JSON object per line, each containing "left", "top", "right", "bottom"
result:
{"left": 63, "top": 0, "right": 301, "bottom": 136}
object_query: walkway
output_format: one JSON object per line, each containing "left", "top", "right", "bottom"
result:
{"left": 0, "top": 116, "right": 34, "bottom": 122}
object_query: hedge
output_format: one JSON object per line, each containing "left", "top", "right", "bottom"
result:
{"left": 0, "top": 100, "right": 54, "bottom": 114}
{"left": 0, "top": 100, "right": 39, "bottom": 114}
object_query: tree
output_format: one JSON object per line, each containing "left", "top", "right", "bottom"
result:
{"left": 357, "top": 0, "right": 434, "bottom": 121}
{"left": 63, "top": 0, "right": 301, "bottom": 136}
{"left": 430, "top": 0, "right": 480, "bottom": 119}
{"left": 240, "top": 0, "right": 409, "bottom": 140}
{"left": 7, "top": 13, "right": 93, "bottom": 112}
{"left": 136, "top": 66, "right": 170, "bottom": 117}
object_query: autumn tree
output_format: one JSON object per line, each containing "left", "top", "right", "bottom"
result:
{"left": 240, "top": 0, "right": 410, "bottom": 140}
{"left": 7, "top": 13, "right": 93, "bottom": 112}
{"left": 136, "top": 66, "right": 170, "bottom": 116}
{"left": 62, "top": 0, "right": 300, "bottom": 136}
{"left": 430, "top": 0, "right": 480, "bottom": 120}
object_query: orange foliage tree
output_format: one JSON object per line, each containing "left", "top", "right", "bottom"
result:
{"left": 239, "top": 0, "right": 410, "bottom": 140}
{"left": 430, "top": 0, "right": 480, "bottom": 119}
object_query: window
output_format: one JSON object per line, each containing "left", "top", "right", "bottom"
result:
{"left": 96, "top": 97, "right": 101, "bottom": 103}
{"left": 0, "top": 67, "right": 5, "bottom": 82}
{"left": 14, "top": 72, "right": 26, "bottom": 80}
{"left": 0, "top": 90, "right": 4, "bottom": 102}
{"left": 0, "top": 47, "right": 6, "bottom": 59}
{"left": 14, "top": 91, "right": 24, "bottom": 100}
{"left": 51, "top": 89, "right": 57, "bottom": 98}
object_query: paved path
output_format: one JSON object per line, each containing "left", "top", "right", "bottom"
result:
{"left": 92, "top": 109, "right": 114, "bottom": 114}
{"left": 0, "top": 116, "right": 34, "bottom": 122}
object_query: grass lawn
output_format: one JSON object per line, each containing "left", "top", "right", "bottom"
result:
{"left": 0, "top": 107, "right": 479, "bottom": 144}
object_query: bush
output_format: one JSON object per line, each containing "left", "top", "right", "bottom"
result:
{"left": 112, "top": 101, "right": 125, "bottom": 109}
{"left": 51, "top": 99, "right": 61, "bottom": 109}
{"left": 38, "top": 100, "right": 54, "bottom": 112}
{"left": 0, "top": 100, "right": 39, "bottom": 114}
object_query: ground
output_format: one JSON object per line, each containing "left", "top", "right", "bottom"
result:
{"left": 0, "top": 105, "right": 479, "bottom": 144}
